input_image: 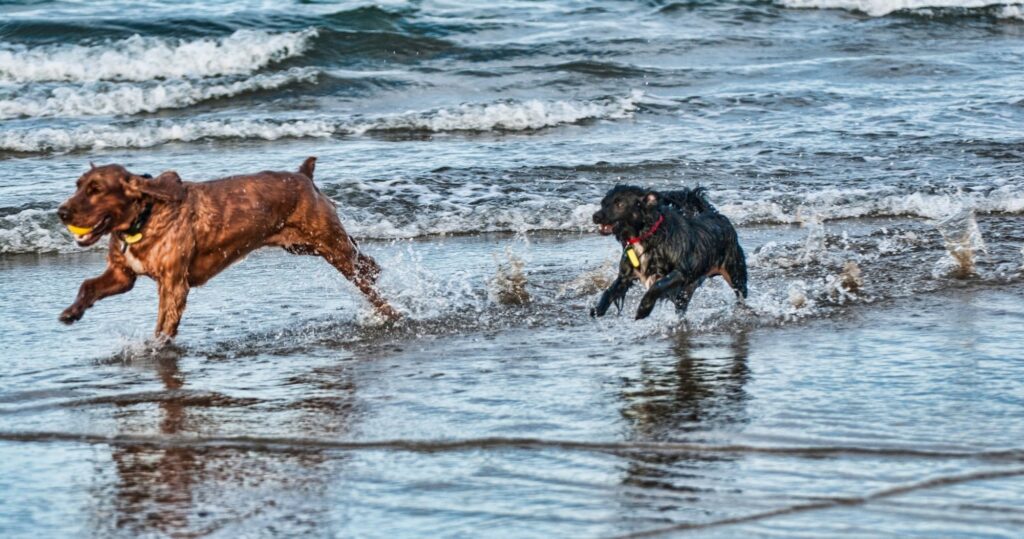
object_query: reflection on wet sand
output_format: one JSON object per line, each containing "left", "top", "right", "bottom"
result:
{"left": 109, "top": 354, "right": 194, "bottom": 535}
{"left": 95, "top": 352, "right": 356, "bottom": 537}
{"left": 616, "top": 331, "right": 752, "bottom": 526}
{"left": 621, "top": 331, "right": 751, "bottom": 440}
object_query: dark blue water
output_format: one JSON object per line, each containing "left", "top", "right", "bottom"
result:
{"left": 1, "top": 1, "right": 1023, "bottom": 537}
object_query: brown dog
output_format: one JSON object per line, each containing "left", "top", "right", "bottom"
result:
{"left": 57, "top": 157, "right": 399, "bottom": 339}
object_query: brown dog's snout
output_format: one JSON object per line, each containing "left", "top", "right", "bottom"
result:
{"left": 57, "top": 204, "right": 72, "bottom": 223}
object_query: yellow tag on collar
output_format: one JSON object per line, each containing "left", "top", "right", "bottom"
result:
{"left": 66, "top": 224, "right": 92, "bottom": 235}
{"left": 625, "top": 247, "right": 640, "bottom": 268}
{"left": 123, "top": 232, "right": 143, "bottom": 244}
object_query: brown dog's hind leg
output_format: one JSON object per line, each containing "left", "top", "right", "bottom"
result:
{"left": 278, "top": 208, "right": 399, "bottom": 320}
{"left": 321, "top": 236, "right": 400, "bottom": 321}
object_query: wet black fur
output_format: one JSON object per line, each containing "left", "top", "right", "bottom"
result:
{"left": 591, "top": 185, "right": 748, "bottom": 320}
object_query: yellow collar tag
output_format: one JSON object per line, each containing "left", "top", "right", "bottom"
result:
{"left": 625, "top": 247, "right": 640, "bottom": 268}
{"left": 123, "top": 232, "right": 143, "bottom": 244}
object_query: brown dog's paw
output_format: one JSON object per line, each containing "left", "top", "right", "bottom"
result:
{"left": 59, "top": 305, "right": 84, "bottom": 325}
{"left": 379, "top": 305, "right": 402, "bottom": 322}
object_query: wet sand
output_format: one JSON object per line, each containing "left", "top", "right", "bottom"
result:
{"left": 1, "top": 230, "right": 1022, "bottom": 537}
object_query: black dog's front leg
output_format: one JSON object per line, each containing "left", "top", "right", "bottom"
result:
{"left": 592, "top": 276, "right": 634, "bottom": 317}
{"left": 636, "top": 270, "right": 684, "bottom": 320}
{"left": 592, "top": 257, "right": 636, "bottom": 317}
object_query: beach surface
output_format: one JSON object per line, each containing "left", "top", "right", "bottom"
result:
{"left": 1, "top": 0, "right": 1023, "bottom": 536}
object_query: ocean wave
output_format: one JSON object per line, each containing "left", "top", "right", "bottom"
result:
{"left": 0, "top": 208, "right": 77, "bottom": 254}
{"left": 0, "top": 118, "right": 338, "bottom": 153}
{"left": 8, "top": 183, "right": 1021, "bottom": 255}
{"left": 338, "top": 184, "right": 1024, "bottom": 239}
{"left": 360, "top": 92, "right": 640, "bottom": 134}
{"left": 775, "top": 0, "right": 1024, "bottom": 17}
{"left": 0, "top": 28, "right": 317, "bottom": 83}
{"left": 0, "top": 94, "right": 640, "bottom": 153}
{"left": 0, "top": 68, "right": 318, "bottom": 119}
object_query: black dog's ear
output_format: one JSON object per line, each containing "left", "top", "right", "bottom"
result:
{"left": 644, "top": 192, "right": 659, "bottom": 207}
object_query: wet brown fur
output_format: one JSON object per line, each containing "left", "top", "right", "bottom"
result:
{"left": 57, "top": 157, "right": 399, "bottom": 339}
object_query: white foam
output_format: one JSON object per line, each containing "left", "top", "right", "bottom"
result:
{"left": 0, "top": 28, "right": 317, "bottom": 83}
{"left": 0, "top": 68, "right": 318, "bottom": 119}
{"left": 997, "top": 4, "right": 1024, "bottom": 16}
{"left": 718, "top": 185, "right": 1024, "bottom": 226}
{"left": 776, "top": 0, "right": 1024, "bottom": 16}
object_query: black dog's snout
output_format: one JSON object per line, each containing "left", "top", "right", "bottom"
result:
{"left": 592, "top": 210, "right": 604, "bottom": 224}
{"left": 57, "top": 205, "right": 71, "bottom": 223}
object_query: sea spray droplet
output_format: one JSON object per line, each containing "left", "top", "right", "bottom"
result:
{"left": 788, "top": 281, "right": 810, "bottom": 310}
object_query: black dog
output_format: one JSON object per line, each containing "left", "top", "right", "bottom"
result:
{"left": 591, "top": 185, "right": 747, "bottom": 320}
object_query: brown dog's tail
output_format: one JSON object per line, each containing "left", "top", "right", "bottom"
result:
{"left": 299, "top": 156, "right": 316, "bottom": 180}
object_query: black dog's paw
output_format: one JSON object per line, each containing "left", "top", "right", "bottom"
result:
{"left": 635, "top": 303, "right": 655, "bottom": 320}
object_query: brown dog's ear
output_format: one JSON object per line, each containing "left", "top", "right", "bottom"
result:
{"left": 122, "top": 171, "right": 186, "bottom": 202}
{"left": 644, "top": 192, "right": 659, "bottom": 207}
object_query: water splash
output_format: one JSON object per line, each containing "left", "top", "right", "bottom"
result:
{"left": 490, "top": 249, "right": 530, "bottom": 306}
{"left": 934, "top": 209, "right": 986, "bottom": 279}
{"left": 557, "top": 258, "right": 616, "bottom": 299}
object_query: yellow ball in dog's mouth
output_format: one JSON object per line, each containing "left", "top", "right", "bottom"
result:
{"left": 66, "top": 224, "right": 92, "bottom": 236}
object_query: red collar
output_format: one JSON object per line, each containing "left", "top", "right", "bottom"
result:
{"left": 625, "top": 214, "right": 664, "bottom": 246}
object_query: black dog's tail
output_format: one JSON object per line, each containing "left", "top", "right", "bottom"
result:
{"left": 661, "top": 186, "right": 716, "bottom": 216}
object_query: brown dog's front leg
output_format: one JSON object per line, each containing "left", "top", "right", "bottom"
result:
{"left": 60, "top": 265, "right": 136, "bottom": 324}
{"left": 155, "top": 277, "right": 190, "bottom": 339}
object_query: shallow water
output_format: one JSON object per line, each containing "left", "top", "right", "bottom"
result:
{"left": 2, "top": 0, "right": 1024, "bottom": 537}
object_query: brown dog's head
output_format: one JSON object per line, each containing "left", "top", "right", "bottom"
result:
{"left": 57, "top": 163, "right": 184, "bottom": 247}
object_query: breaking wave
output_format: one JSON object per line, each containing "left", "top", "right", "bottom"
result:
{"left": 0, "top": 93, "right": 640, "bottom": 153}
{"left": 0, "top": 68, "right": 318, "bottom": 119}
{"left": 776, "top": 0, "right": 1024, "bottom": 17}
{"left": 0, "top": 28, "right": 317, "bottom": 83}
{"left": 363, "top": 94, "right": 639, "bottom": 133}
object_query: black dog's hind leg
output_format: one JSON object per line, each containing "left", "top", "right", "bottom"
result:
{"left": 592, "top": 276, "right": 633, "bottom": 317}
{"left": 672, "top": 279, "right": 702, "bottom": 316}
{"left": 636, "top": 270, "right": 685, "bottom": 320}
{"left": 725, "top": 243, "right": 749, "bottom": 301}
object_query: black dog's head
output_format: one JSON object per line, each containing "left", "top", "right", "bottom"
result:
{"left": 592, "top": 185, "right": 660, "bottom": 241}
